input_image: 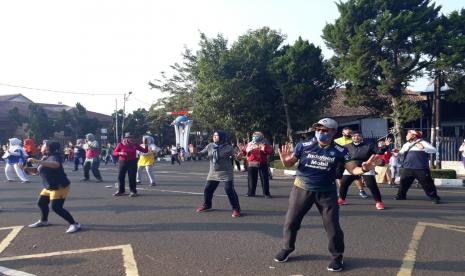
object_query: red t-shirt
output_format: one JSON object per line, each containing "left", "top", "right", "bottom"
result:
{"left": 113, "top": 143, "right": 147, "bottom": 161}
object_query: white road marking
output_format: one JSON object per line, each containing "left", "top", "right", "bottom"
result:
{"left": 398, "top": 222, "right": 465, "bottom": 276}
{"left": 0, "top": 266, "right": 36, "bottom": 276}
{"left": 137, "top": 188, "right": 226, "bottom": 196}
{"left": 0, "top": 244, "right": 139, "bottom": 276}
{"left": 0, "top": 226, "right": 23, "bottom": 255}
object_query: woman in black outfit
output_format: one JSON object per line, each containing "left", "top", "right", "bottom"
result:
{"left": 26, "top": 141, "right": 81, "bottom": 234}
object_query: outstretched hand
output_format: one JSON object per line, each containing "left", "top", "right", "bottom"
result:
{"left": 361, "top": 154, "right": 378, "bottom": 172}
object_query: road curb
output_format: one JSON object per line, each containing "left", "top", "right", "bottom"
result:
{"left": 434, "top": 178, "right": 465, "bottom": 187}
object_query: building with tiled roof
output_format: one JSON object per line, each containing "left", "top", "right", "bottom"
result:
{"left": 0, "top": 94, "right": 112, "bottom": 143}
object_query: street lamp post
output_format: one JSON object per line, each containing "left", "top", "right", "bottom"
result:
{"left": 120, "top": 91, "right": 133, "bottom": 141}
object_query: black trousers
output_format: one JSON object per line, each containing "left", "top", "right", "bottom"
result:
{"left": 83, "top": 159, "right": 102, "bottom": 180}
{"left": 37, "top": 196, "right": 76, "bottom": 225}
{"left": 339, "top": 175, "right": 382, "bottom": 202}
{"left": 397, "top": 168, "right": 439, "bottom": 199}
{"left": 247, "top": 164, "right": 270, "bottom": 196}
{"left": 118, "top": 159, "right": 138, "bottom": 193}
{"left": 282, "top": 186, "right": 344, "bottom": 260}
{"left": 202, "top": 180, "right": 240, "bottom": 211}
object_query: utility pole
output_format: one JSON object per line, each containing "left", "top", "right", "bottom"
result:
{"left": 434, "top": 74, "right": 442, "bottom": 169}
{"left": 115, "top": 98, "right": 119, "bottom": 143}
{"left": 121, "top": 92, "right": 132, "bottom": 141}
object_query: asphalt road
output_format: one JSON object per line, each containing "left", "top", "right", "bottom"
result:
{"left": 0, "top": 161, "right": 464, "bottom": 276}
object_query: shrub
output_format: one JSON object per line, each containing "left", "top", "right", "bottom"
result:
{"left": 270, "top": 159, "right": 297, "bottom": 170}
{"left": 430, "top": 169, "right": 457, "bottom": 179}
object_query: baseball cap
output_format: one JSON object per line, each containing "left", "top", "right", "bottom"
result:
{"left": 312, "top": 118, "right": 338, "bottom": 129}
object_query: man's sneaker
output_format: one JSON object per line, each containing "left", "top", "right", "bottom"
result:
{"left": 359, "top": 190, "right": 369, "bottom": 199}
{"left": 232, "top": 210, "right": 241, "bottom": 217}
{"left": 274, "top": 249, "right": 294, "bottom": 263}
{"left": 395, "top": 195, "right": 406, "bottom": 200}
{"left": 264, "top": 195, "right": 272, "bottom": 199}
{"left": 136, "top": 181, "right": 141, "bottom": 184}
{"left": 432, "top": 196, "right": 441, "bottom": 204}
{"left": 150, "top": 183, "right": 156, "bottom": 187}
{"left": 80, "top": 178, "right": 89, "bottom": 182}
{"left": 337, "top": 198, "right": 346, "bottom": 205}
{"left": 195, "top": 206, "right": 211, "bottom": 213}
{"left": 95, "top": 179, "right": 103, "bottom": 183}
{"left": 28, "top": 220, "right": 49, "bottom": 228}
{"left": 376, "top": 202, "right": 385, "bottom": 210}
{"left": 327, "top": 257, "right": 344, "bottom": 272}
{"left": 66, "top": 223, "right": 81, "bottom": 234}
{"left": 113, "top": 192, "right": 127, "bottom": 196}
{"left": 129, "top": 192, "right": 138, "bottom": 197}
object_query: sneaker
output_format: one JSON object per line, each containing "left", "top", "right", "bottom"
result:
{"left": 244, "top": 194, "right": 255, "bottom": 197}
{"left": 431, "top": 196, "right": 441, "bottom": 204}
{"left": 95, "top": 179, "right": 103, "bottom": 183}
{"left": 376, "top": 202, "right": 385, "bottom": 210}
{"left": 136, "top": 181, "right": 141, "bottom": 184}
{"left": 359, "top": 190, "right": 369, "bottom": 199}
{"left": 150, "top": 183, "right": 156, "bottom": 187}
{"left": 129, "top": 192, "right": 138, "bottom": 197}
{"left": 395, "top": 195, "right": 406, "bottom": 200}
{"left": 337, "top": 198, "right": 346, "bottom": 205}
{"left": 21, "top": 180, "right": 30, "bottom": 183}
{"left": 66, "top": 223, "right": 81, "bottom": 234}
{"left": 113, "top": 192, "right": 127, "bottom": 196}
{"left": 28, "top": 220, "right": 49, "bottom": 228}
{"left": 80, "top": 178, "right": 89, "bottom": 182}
{"left": 274, "top": 249, "right": 294, "bottom": 263}
{"left": 327, "top": 257, "right": 344, "bottom": 272}
{"left": 195, "top": 206, "right": 211, "bottom": 213}
{"left": 264, "top": 195, "right": 272, "bottom": 199}
{"left": 232, "top": 210, "right": 241, "bottom": 217}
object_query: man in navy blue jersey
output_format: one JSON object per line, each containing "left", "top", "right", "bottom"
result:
{"left": 273, "top": 118, "right": 378, "bottom": 272}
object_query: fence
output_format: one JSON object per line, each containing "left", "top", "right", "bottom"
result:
{"left": 440, "top": 137, "right": 464, "bottom": 161}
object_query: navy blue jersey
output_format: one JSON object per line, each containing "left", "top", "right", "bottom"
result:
{"left": 293, "top": 138, "right": 352, "bottom": 192}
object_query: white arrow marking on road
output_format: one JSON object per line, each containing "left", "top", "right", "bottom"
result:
{"left": 0, "top": 266, "right": 36, "bottom": 276}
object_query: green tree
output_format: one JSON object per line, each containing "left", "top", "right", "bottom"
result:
{"left": 124, "top": 108, "right": 149, "bottom": 138}
{"left": 71, "top": 103, "right": 100, "bottom": 137}
{"left": 270, "top": 37, "right": 335, "bottom": 142}
{"left": 28, "top": 104, "right": 54, "bottom": 141}
{"left": 322, "top": 0, "right": 441, "bottom": 147}
{"left": 8, "top": 107, "right": 26, "bottom": 125}
{"left": 428, "top": 9, "right": 465, "bottom": 102}
{"left": 194, "top": 28, "right": 286, "bottom": 140}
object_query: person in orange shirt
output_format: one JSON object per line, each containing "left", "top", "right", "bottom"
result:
{"left": 23, "top": 136, "right": 36, "bottom": 167}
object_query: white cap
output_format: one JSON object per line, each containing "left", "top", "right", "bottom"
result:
{"left": 312, "top": 118, "right": 338, "bottom": 129}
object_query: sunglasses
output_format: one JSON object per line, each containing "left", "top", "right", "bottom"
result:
{"left": 315, "top": 128, "right": 330, "bottom": 133}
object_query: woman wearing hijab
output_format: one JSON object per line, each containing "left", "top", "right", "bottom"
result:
{"left": 3, "top": 138, "right": 29, "bottom": 183}
{"left": 242, "top": 131, "right": 273, "bottom": 198}
{"left": 26, "top": 141, "right": 81, "bottom": 234}
{"left": 196, "top": 131, "right": 242, "bottom": 217}
{"left": 113, "top": 134, "right": 148, "bottom": 197}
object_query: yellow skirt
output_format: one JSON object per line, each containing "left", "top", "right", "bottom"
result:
{"left": 40, "top": 186, "right": 70, "bottom": 200}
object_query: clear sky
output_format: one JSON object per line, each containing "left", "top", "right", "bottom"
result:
{"left": 0, "top": 0, "right": 463, "bottom": 115}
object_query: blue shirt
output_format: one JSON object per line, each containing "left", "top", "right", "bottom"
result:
{"left": 293, "top": 138, "right": 352, "bottom": 192}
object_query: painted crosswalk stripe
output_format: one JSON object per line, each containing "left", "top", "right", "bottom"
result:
{"left": 0, "top": 266, "right": 35, "bottom": 276}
